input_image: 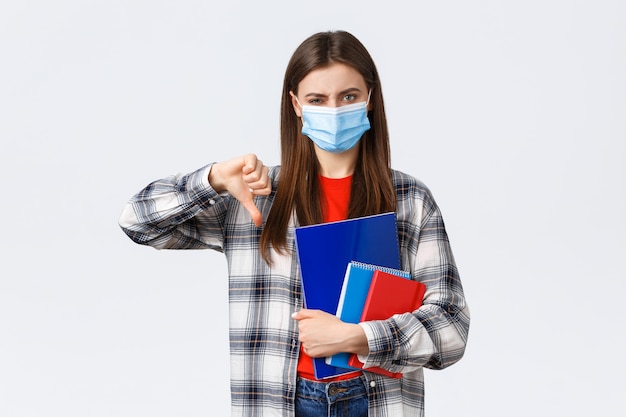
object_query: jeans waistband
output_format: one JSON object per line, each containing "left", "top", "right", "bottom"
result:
{"left": 296, "top": 375, "right": 368, "bottom": 403}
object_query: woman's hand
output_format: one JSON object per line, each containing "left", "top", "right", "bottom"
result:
{"left": 292, "top": 309, "right": 369, "bottom": 358}
{"left": 209, "top": 154, "right": 271, "bottom": 227}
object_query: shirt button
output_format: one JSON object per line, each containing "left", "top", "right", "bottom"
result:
{"left": 209, "top": 199, "right": 216, "bottom": 205}
{"left": 370, "top": 381, "right": 376, "bottom": 388}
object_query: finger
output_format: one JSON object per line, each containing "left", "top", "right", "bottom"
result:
{"left": 240, "top": 197, "right": 263, "bottom": 227}
{"left": 242, "top": 158, "right": 264, "bottom": 182}
{"left": 291, "top": 309, "right": 319, "bottom": 321}
{"left": 246, "top": 166, "right": 271, "bottom": 196}
{"left": 241, "top": 154, "right": 259, "bottom": 175}
{"left": 237, "top": 155, "right": 265, "bottom": 226}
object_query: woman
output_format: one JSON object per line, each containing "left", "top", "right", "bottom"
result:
{"left": 119, "top": 30, "right": 470, "bottom": 417}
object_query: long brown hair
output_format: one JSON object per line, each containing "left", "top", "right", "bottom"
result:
{"left": 260, "top": 30, "right": 396, "bottom": 263}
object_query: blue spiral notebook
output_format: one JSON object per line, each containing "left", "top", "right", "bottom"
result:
{"left": 326, "top": 261, "right": 411, "bottom": 371}
{"left": 294, "top": 212, "right": 401, "bottom": 379}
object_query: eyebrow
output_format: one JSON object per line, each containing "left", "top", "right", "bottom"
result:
{"left": 303, "top": 87, "right": 363, "bottom": 98}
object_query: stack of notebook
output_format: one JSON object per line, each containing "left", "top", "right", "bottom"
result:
{"left": 294, "top": 212, "right": 426, "bottom": 379}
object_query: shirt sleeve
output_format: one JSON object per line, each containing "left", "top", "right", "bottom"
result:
{"left": 358, "top": 181, "right": 470, "bottom": 374}
{"left": 118, "top": 163, "right": 229, "bottom": 251}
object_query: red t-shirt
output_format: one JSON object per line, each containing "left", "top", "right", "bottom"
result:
{"left": 296, "top": 175, "right": 362, "bottom": 381}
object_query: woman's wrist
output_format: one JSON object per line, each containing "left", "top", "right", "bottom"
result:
{"left": 344, "top": 323, "right": 370, "bottom": 356}
{"left": 208, "top": 163, "right": 226, "bottom": 192}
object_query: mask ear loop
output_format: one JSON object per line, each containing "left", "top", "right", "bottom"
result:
{"left": 294, "top": 96, "right": 303, "bottom": 109}
{"left": 290, "top": 91, "right": 304, "bottom": 110}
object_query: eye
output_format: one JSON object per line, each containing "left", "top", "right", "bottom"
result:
{"left": 342, "top": 94, "right": 356, "bottom": 102}
{"left": 308, "top": 98, "right": 324, "bottom": 105}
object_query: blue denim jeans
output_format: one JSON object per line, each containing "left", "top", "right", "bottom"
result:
{"left": 295, "top": 375, "right": 369, "bottom": 417}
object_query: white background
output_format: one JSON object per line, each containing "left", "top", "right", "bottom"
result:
{"left": 1, "top": 1, "right": 624, "bottom": 416}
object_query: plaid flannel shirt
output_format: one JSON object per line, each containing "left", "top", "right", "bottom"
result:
{"left": 119, "top": 163, "right": 470, "bottom": 417}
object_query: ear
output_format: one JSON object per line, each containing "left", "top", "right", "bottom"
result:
{"left": 289, "top": 91, "right": 302, "bottom": 117}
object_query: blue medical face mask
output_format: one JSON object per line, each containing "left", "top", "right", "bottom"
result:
{"left": 296, "top": 93, "right": 371, "bottom": 153}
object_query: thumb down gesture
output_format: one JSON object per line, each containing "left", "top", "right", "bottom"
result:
{"left": 208, "top": 154, "right": 271, "bottom": 227}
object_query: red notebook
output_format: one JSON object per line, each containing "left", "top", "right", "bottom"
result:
{"left": 348, "top": 269, "right": 427, "bottom": 378}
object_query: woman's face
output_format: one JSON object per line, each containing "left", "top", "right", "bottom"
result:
{"left": 290, "top": 63, "right": 370, "bottom": 117}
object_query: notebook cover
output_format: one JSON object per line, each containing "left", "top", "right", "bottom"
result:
{"left": 347, "top": 269, "right": 426, "bottom": 377}
{"left": 294, "top": 212, "right": 401, "bottom": 379}
{"left": 326, "top": 261, "right": 410, "bottom": 371}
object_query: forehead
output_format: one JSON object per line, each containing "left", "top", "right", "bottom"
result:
{"left": 298, "top": 63, "right": 367, "bottom": 95}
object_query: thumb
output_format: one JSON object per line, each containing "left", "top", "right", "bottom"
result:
{"left": 291, "top": 308, "right": 319, "bottom": 321}
{"left": 238, "top": 154, "right": 263, "bottom": 227}
{"left": 239, "top": 194, "right": 263, "bottom": 227}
